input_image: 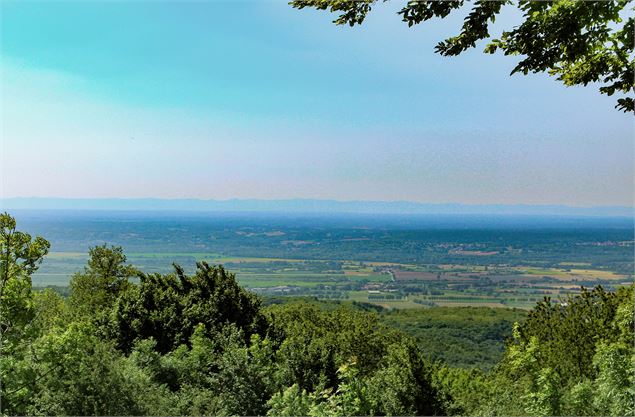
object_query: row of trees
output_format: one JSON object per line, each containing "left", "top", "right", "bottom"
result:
{"left": 1, "top": 212, "right": 633, "bottom": 415}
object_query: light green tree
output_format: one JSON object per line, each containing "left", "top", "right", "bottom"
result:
{"left": 68, "top": 244, "right": 138, "bottom": 318}
{"left": 7, "top": 321, "right": 171, "bottom": 416}
{"left": 309, "top": 359, "right": 374, "bottom": 417}
{"left": 0, "top": 212, "right": 50, "bottom": 345}
{"left": 267, "top": 359, "right": 374, "bottom": 417}
{"left": 0, "top": 213, "right": 50, "bottom": 414}
{"left": 482, "top": 285, "right": 634, "bottom": 416}
{"left": 592, "top": 342, "right": 635, "bottom": 416}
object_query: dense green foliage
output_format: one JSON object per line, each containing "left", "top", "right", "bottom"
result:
{"left": 382, "top": 307, "right": 527, "bottom": 369}
{"left": 264, "top": 300, "right": 526, "bottom": 369}
{"left": 1, "top": 213, "right": 633, "bottom": 415}
{"left": 110, "top": 262, "right": 265, "bottom": 354}
{"left": 436, "top": 285, "right": 635, "bottom": 416}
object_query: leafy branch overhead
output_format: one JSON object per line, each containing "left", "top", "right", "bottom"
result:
{"left": 290, "top": 0, "right": 635, "bottom": 113}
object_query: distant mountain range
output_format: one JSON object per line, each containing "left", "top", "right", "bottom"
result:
{"left": 1, "top": 197, "right": 632, "bottom": 217}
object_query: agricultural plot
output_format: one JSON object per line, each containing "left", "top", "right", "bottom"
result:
{"left": 392, "top": 271, "right": 442, "bottom": 281}
{"left": 24, "top": 213, "right": 633, "bottom": 310}
{"left": 33, "top": 252, "right": 393, "bottom": 298}
{"left": 32, "top": 250, "right": 633, "bottom": 310}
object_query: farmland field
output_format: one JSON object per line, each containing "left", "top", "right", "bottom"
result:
{"left": 32, "top": 250, "right": 631, "bottom": 310}
{"left": 18, "top": 210, "right": 633, "bottom": 311}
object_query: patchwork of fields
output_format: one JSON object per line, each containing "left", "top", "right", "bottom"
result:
{"left": 34, "top": 251, "right": 632, "bottom": 310}
{"left": 19, "top": 211, "right": 633, "bottom": 310}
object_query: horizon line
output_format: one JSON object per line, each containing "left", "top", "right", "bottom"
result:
{"left": 1, "top": 197, "right": 633, "bottom": 217}
{"left": 2, "top": 196, "right": 633, "bottom": 208}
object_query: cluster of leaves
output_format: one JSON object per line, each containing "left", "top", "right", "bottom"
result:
{"left": 290, "top": 0, "right": 634, "bottom": 113}
{"left": 109, "top": 262, "right": 266, "bottom": 354}
{"left": 1, "top": 212, "right": 633, "bottom": 416}
{"left": 436, "top": 285, "right": 635, "bottom": 416}
{"left": 0, "top": 212, "right": 50, "bottom": 348}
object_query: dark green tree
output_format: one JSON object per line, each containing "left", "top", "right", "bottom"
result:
{"left": 291, "top": 0, "right": 634, "bottom": 113}
{"left": 267, "top": 341, "right": 446, "bottom": 416}
{"left": 369, "top": 342, "right": 445, "bottom": 416}
{"left": 514, "top": 285, "right": 625, "bottom": 381}
{"left": 111, "top": 262, "right": 265, "bottom": 354}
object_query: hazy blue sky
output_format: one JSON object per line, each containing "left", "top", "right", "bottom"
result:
{"left": 1, "top": 1, "right": 633, "bottom": 206}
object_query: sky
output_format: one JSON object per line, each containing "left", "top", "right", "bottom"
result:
{"left": 1, "top": 1, "right": 633, "bottom": 207}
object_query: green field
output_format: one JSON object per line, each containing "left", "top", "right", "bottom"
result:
{"left": 32, "top": 251, "right": 633, "bottom": 310}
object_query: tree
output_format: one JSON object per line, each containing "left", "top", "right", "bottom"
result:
{"left": 480, "top": 284, "right": 635, "bottom": 416}
{"left": 266, "top": 361, "right": 371, "bottom": 417}
{"left": 4, "top": 321, "right": 171, "bottom": 416}
{"left": 514, "top": 286, "right": 623, "bottom": 381}
{"left": 268, "top": 346, "right": 446, "bottom": 416}
{"left": 267, "top": 383, "right": 313, "bottom": 417}
{"left": 110, "top": 261, "right": 266, "bottom": 354}
{"left": 129, "top": 324, "right": 278, "bottom": 416}
{"left": 307, "top": 359, "right": 374, "bottom": 417}
{"left": 68, "top": 244, "right": 138, "bottom": 318}
{"left": 290, "top": 0, "right": 634, "bottom": 113}
{"left": 0, "top": 212, "right": 50, "bottom": 414}
{"left": 368, "top": 342, "right": 445, "bottom": 416}
{"left": 31, "top": 289, "right": 70, "bottom": 337}
{"left": 588, "top": 341, "right": 634, "bottom": 416}
{"left": 267, "top": 303, "right": 403, "bottom": 392}
{"left": 0, "top": 212, "right": 49, "bottom": 347}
